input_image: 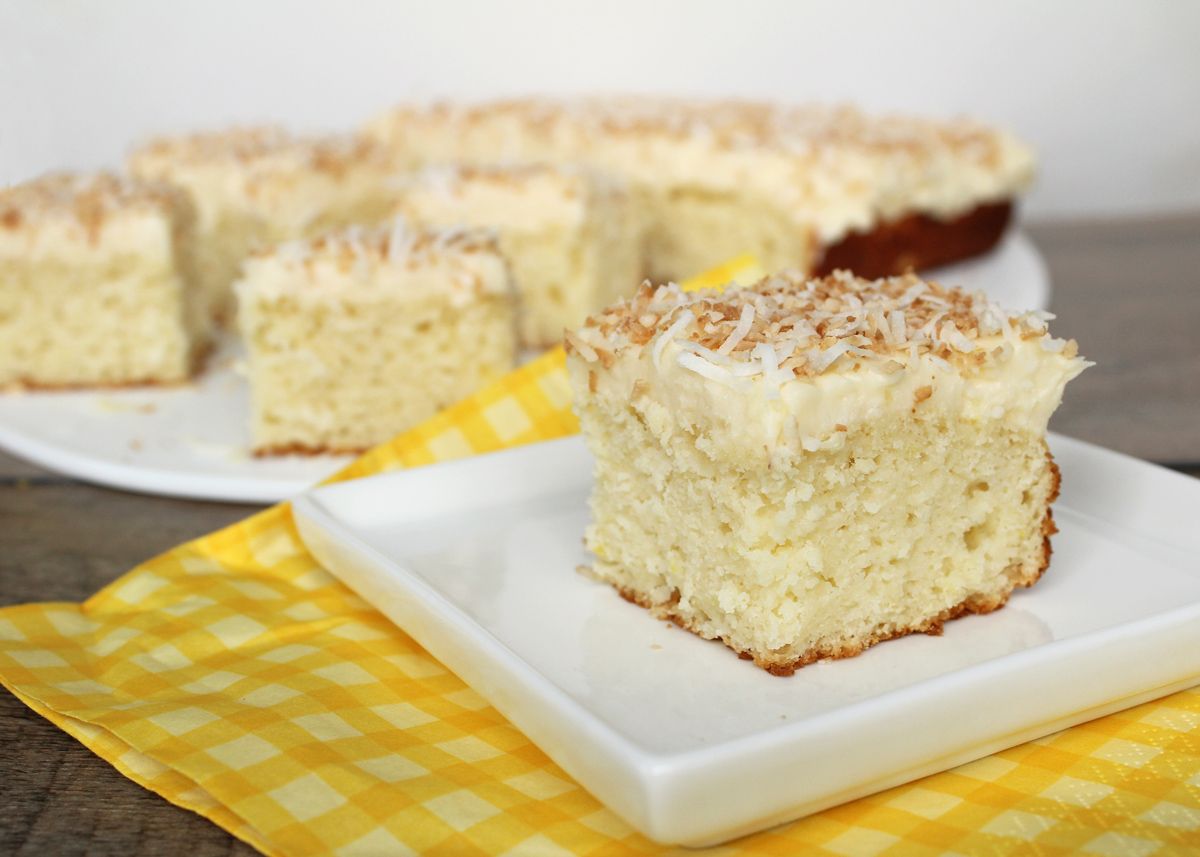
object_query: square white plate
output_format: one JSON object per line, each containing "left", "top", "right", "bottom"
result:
{"left": 291, "top": 433, "right": 1200, "bottom": 846}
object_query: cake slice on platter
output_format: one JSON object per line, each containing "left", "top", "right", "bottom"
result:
{"left": 130, "top": 127, "right": 402, "bottom": 324}
{"left": 0, "top": 172, "right": 209, "bottom": 388}
{"left": 566, "top": 270, "right": 1087, "bottom": 675}
{"left": 237, "top": 220, "right": 517, "bottom": 454}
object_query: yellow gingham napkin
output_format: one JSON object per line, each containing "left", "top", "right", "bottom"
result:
{"left": 1, "top": 256, "right": 1197, "bottom": 856}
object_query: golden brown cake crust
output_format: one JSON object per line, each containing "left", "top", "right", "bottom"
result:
{"left": 813, "top": 201, "right": 1013, "bottom": 279}
{"left": 252, "top": 443, "right": 366, "bottom": 457}
{"left": 2, "top": 377, "right": 189, "bottom": 393}
{"left": 3, "top": 377, "right": 190, "bottom": 393}
{"left": 601, "top": 448, "right": 1060, "bottom": 677}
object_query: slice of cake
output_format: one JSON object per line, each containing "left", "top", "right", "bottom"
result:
{"left": 129, "top": 127, "right": 402, "bottom": 324}
{"left": 394, "top": 164, "right": 643, "bottom": 347}
{"left": 565, "top": 270, "right": 1088, "bottom": 674}
{"left": 236, "top": 221, "right": 517, "bottom": 454}
{"left": 0, "top": 172, "right": 209, "bottom": 388}
{"left": 365, "top": 98, "right": 1035, "bottom": 281}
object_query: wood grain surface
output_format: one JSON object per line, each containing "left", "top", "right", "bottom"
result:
{"left": 1037, "top": 216, "right": 1200, "bottom": 463}
{"left": 0, "top": 216, "right": 1197, "bottom": 855}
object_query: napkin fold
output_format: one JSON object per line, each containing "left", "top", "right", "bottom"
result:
{"left": 1, "top": 256, "right": 1197, "bottom": 856}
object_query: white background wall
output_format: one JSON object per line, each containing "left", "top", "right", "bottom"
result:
{"left": 1, "top": 0, "right": 1197, "bottom": 220}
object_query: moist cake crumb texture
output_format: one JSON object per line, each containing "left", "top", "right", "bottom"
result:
{"left": 236, "top": 219, "right": 517, "bottom": 454}
{"left": 566, "top": 270, "right": 1088, "bottom": 674}
{"left": 0, "top": 172, "right": 210, "bottom": 388}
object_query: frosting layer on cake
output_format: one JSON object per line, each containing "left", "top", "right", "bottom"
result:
{"left": 367, "top": 97, "right": 1035, "bottom": 247}
{"left": 567, "top": 270, "right": 1088, "bottom": 458}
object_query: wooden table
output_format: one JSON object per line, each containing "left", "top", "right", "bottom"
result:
{"left": 2, "top": 217, "right": 1198, "bottom": 855}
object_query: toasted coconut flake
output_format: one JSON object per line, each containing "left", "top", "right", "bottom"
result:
{"left": 898, "top": 282, "right": 927, "bottom": 306}
{"left": 564, "top": 330, "right": 599, "bottom": 363}
{"left": 939, "top": 320, "right": 975, "bottom": 352}
{"left": 652, "top": 308, "right": 695, "bottom": 370}
{"left": 808, "top": 342, "right": 852, "bottom": 373}
{"left": 677, "top": 351, "right": 752, "bottom": 390}
{"left": 718, "top": 303, "right": 756, "bottom": 355}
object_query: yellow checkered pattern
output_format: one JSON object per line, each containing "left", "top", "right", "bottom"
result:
{"left": 1, "top": 256, "right": 1197, "bottom": 856}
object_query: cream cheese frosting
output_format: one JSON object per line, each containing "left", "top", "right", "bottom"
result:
{"left": 128, "top": 126, "right": 402, "bottom": 233}
{"left": 566, "top": 271, "right": 1088, "bottom": 462}
{"left": 366, "top": 97, "right": 1035, "bottom": 245}
{"left": 0, "top": 172, "right": 186, "bottom": 262}
{"left": 236, "top": 220, "right": 509, "bottom": 308}
{"left": 395, "top": 164, "right": 606, "bottom": 231}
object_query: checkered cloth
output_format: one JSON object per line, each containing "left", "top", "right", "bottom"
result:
{"left": 0, "top": 256, "right": 1197, "bottom": 855}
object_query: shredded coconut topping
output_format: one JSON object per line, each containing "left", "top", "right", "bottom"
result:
{"left": 376, "top": 98, "right": 1016, "bottom": 161}
{"left": 251, "top": 218, "right": 500, "bottom": 276}
{"left": 368, "top": 97, "right": 1035, "bottom": 245}
{"left": 0, "top": 172, "right": 185, "bottom": 239}
{"left": 130, "top": 126, "right": 391, "bottom": 174}
{"left": 565, "top": 270, "right": 1082, "bottom": 385}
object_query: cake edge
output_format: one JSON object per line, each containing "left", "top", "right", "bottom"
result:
{"left": 813, "top": 200, "right": 1013, "bottom": 279}
{"left": 587, "top": 449, "right": 1061, "bottom": 677}
{"left": 251, "top": 442, "right": 370, "bottom": 457}
{"left": 0, "top": 340, "right": 214, "bottom": 393}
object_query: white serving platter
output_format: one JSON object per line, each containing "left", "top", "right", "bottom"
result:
{"left": 291, "top": 432, "right": 1200, "bottom": 847}
{"left": 0, "top": 232, "right": 1050, "bottom": 503}
{"left": 0, "top": 334, "right": 350, "bottom": 503}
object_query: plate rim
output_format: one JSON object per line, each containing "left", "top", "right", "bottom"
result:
{"left": 0, "top": 416, "right": 312, "bottom": 503}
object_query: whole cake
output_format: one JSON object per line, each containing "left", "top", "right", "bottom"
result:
{"left": 0, "top": 172, "right": 209, "bottom": 388}
{"left": 394, "top": 164, "right": 643, "bottom": 347}
{"left": 129, "top": 127, "right": 402, "bottom": 323}
{"left": 565, "top": 270, "right": 1088, "bottom": 674}
{"left": 366, "top": 97, "right": 1034, "bottom": 282}
{"left": 237, "top": 220, "right": 517, "bottom": 454}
